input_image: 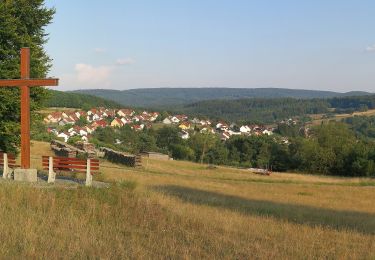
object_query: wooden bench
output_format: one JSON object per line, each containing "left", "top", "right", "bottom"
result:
{"left": 42, "top": 156, "right": 99, "bottom": 186}
{"left": 0, "top": 152, "right": 20, "bottom": 178}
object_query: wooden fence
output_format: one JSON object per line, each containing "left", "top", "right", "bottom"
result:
{"left": 42, "top": 156, "right": 99, "bottom": 186}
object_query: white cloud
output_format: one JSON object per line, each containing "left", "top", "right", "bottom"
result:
{"left": 365, "top": 44, "right": 375, "bottom": 52}
{"left": 116, "top": 58, "right": 135, "bottom": 66}
{"left": 75, "top": 63, "right": 112, "bottom": 84}
{"left": 94, "top": 48, "right": 107, "bottom": 53}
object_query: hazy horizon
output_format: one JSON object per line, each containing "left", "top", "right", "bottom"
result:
{"left": 66, "top": 86, "right": 372, "bottom": 94}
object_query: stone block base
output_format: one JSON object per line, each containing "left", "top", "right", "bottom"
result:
{"left": 14, "top": 169, "right": 38, "bottom": 183}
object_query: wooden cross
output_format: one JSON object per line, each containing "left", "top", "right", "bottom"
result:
{"left": 0, "top": 48, "right": 59, "bottom": 169}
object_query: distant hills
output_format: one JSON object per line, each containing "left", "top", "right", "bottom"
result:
{"left": 45, "top": 88, "right": 375, "bottom": 124}
{"left": 72, "top": 88, "right": 371, "bottom": 108}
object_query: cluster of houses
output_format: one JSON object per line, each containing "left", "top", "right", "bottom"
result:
{"left": 163, "top": 116, "right": 274, "bottom": 141}
{"left": 213, "top": 122, "right": 273, "bottom": 141}
{"left": 279, "top": 118, "right": 298, "bottom": 126}
{"left": 44, "top": 108, "right": 159, "bottom": 142}
{"left": 44, "top": 107, "right": 275, "bottom": 143}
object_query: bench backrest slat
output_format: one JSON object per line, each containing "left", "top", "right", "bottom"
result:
{"left": 42, "top": 156, "right": 99, "bottom": 174}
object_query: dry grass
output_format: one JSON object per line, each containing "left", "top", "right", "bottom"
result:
{"left": 309, "top": 108, "right": 375, "bottom": 125}
{"left": 0, "top": 141, "right": 373, "bottom": 259}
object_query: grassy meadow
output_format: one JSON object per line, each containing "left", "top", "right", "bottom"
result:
{"left": 0, "top": 141, "right": 373, "bottom": 258}
{"left": 309, "top": 108, "right": 375, "bottom": 125}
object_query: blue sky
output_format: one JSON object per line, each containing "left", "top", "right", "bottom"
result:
{"left": 44, "top": 0, "right": 375, "bottom": 92}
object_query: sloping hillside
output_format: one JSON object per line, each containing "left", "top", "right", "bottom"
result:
{"left": 45, "top": 90, "right": 122, "bottom": 109}
{"left": 1, "top": 141, "right": 372, "bottom": 258}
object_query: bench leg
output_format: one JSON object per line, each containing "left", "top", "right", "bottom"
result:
{"left": 3, "top": 153, "right": 8, "bottom": 179}
{"left": 85, "top": 159, "right": 92, "bottom": 187}
{"left": 47, "top": 156, "right": 56, "bottom": 183}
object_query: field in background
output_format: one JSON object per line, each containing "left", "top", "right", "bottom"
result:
{"left": 309, "top": 108, "right": 375, "bottom": 125}
{"left": 1, "top": 141, "right": 373, "bottom": 258}
{"left": 38, "top": 107, "right": 81, "bottom": 116}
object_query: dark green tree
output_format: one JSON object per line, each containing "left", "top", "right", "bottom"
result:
{"left": 188, "top": 132, "right": 219, "bottom": 163}
{"left": 0, "top": 0, "right": 55, "bottom": 153}
{"left": 156, "top": 126, "right": 181, "bottom": 151}
{"left": 170, "top": 143, "right": 195, "bottom": 161}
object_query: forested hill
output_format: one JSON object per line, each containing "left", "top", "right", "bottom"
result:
{"left": 44, "top": 90, "right": 121, "bottom": 109}
{"left": 173, "top": 98, "right": 330, "bottom": 123}
{"left": 73, "top": 88, "right": 371, "bottom": 108}
{"left": 169, "top": 95, "right": 375, "bottom": 123}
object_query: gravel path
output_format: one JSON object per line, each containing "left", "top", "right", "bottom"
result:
{"left": 0, "top": 173, "right": 111, "bottom": 189}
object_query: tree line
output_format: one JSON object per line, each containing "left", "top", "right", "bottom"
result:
{"left": 89, "top": 122, "right": 375, "bottom": 177}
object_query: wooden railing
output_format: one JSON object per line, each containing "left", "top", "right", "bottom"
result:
{"left": 42, "top": 156, "right": 99, "bottom": 186}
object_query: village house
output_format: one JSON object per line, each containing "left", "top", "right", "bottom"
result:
{"left": 47, "top": 128, "right": 58, "bottom": 135}
{"left": 170, "top": 116, "right": 180, "bottom": 124}
{"left": 228, "top": 130, "right": 241, "bottom": 136}
{"left": 162, "top": 117, "right": 172, "bottom": 125}
{"left": 132, "top": 116, "right": 141, "bottom": 122}
{"left": 74, "top": 111, "right": 82, "bottom": 119}
{"left": 92, "top": 120, "right": 108, "bottom": 128}
{"left": 61, "top": 112, "right": 69, "bottom": 119}
{"left": 150, "top": 112, "right": 160, "bottom": 121}
{"left": 200, "top": 127, "right": 216, "bottom": 134}
{"left": 85, "top": 126, "right": 95, "bottom": 134}
{"left": 87, "top": 108, "right": 98, "bottom": 116}
{"left": 72, "top": 126, "right": 88, "bottom": 136}
{"left": 57, "top": 132, "right": 69, "bottom": 142}
{"left": 111, "top": 118, "right": 124, "bottom": 128}
{"left": 190, "top": 118, "right": 200, "bottom": 124}
{"left": 120, "top": 117, "right": 130, "bottom": 125}
{"left": 179, "top": 122, "right": 191, "bottom": 130}
{"left": 240, "top": 125, "right": 251, "bottom": 134}
{"left": 117, "top": 109, "right": 135, "bottom": 117}
{"left": 44, "top": 112, "right": 63, "bottom": 124}
{"left": 199, "top": 120, "right": 211, "bottom": 126}
{"left": 132, "top": 124, "right": 144, "bottom": 131}
{"left": 105, "top": 109, "right": 116, "bottom": 118}
{"left": 58, "top": 117, "right": 75, "bottom": 126}
{"left": 220, "top": 131, "right": 231, "bottom": 141}
{"left": 216, "top": 122, "right": 229, "bottom": 131}
{"left": 91, "top": 113, "right": 101, "bottom": 122}
{"left": 175, "top": 114, "right": 188, "bottom": 122}
{"left": 262, "top": 129, "right": 273, "bottom": 136}
{"left": 68, "top": 130, "right": 77, "bottom": 137}
{"left": 179, "top": 130, "right": 190, "bottom": 140}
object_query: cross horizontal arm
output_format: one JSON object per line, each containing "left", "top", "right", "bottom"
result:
{"left": 0, "top": 78, "right": 59, "bottom": 87}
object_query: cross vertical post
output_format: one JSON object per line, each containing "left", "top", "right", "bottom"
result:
{"left": 0, "top": 47, "right": 58, "bottom": 173}
{"left": 20, "top": 48, "right": 31, "bottom": 169}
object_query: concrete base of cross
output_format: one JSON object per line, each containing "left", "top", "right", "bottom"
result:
{"left": 14, "top": 169, "right": 38, "bottom": 183}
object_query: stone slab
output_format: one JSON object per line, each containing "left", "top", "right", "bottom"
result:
{"left": 14, "top": 169, "right": 38, "bottom": 183}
